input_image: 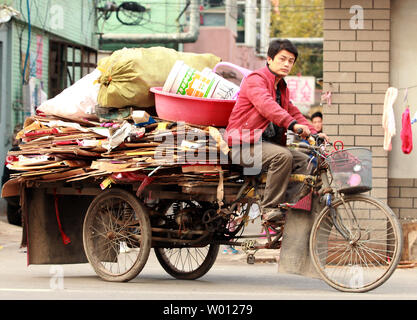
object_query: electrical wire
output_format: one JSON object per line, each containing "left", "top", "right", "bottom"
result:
{"left": 96, "top": 1, "right": 190, "bottom": 33}
{"left": 114, "top": 2, "right": 323, "bottom": 10}
{"left": 398, "top": 85, "right": 417, "bottom": 91}
{"left": 21, "top": 0, "right": 31, "bottom": 85}
{"left": 94, "top": 0, "right": 323, "bottom": 30}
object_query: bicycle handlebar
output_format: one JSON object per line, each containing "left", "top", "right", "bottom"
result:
{"left": 295, "top": 128, "right": 319, "bottom": 146}
{"left": 290, "top": 128, "right": 333, "bottom": 154}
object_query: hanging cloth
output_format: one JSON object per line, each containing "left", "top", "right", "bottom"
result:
{"left": 382, "top": 87, "right": 398, "bottom": 151}
{"left": 401, "top": 107, "right": 413, "bottom": 154}
{"left": 411, "top": 110, "right": 417, "bottom": 124}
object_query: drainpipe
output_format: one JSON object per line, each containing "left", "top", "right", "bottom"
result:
{"left": 99, "top": 0, "right": 200, "bottom": 44}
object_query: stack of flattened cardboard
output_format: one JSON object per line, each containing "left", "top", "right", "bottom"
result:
{"left": 6, "top": 112, "right": 236, "bottom": 194}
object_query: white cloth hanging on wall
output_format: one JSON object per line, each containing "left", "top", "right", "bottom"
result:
{"left": 382, "top": 87, "right": 398, "bottom": 151}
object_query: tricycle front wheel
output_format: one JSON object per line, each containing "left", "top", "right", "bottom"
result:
{"left": 310, "top": 194, "right": 402, "bottom": 293}
{"left": 83, "top": 188, "right": 152, "bottom": 282}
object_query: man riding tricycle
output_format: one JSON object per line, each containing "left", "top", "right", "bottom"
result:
{"left": 3, "top": 39, "right": 402, "bottom": 293}
{"left": 81, "top": 39, "right": 402, "bottom": 293}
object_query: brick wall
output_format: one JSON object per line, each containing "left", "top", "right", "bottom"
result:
{"left": 323, "top": 0, "right": 390, "bottom": 203}
{"left": 388, "top": 179, "right": 417, "bottom": 220}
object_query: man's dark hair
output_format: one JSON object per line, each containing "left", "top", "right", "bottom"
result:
{"left": 311, "top": 111, "right": 323, "bottom": 120}
{"left": 267, "top": 39, "right": 298, "bottom": 62}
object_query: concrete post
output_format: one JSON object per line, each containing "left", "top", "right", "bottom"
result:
{"left": 260, "top": 0, "right": 270, "bottom": 55}
{"left": 245, "top": 0, "right": 256, "bottom": 47}
{"left": 225, "top": 0, "right": 237, "bottom": 36}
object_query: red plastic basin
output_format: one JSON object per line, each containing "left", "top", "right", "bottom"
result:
{"left": 150, "top": 87, "right": 236, "bottom": 127}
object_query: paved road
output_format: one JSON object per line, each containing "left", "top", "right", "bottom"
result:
{"left": 1, "top": 215, "right": 417, "bottom": 302}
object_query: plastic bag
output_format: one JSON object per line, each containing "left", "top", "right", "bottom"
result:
{"left": 37, "top": 69, "right": 101, "bottom": 122}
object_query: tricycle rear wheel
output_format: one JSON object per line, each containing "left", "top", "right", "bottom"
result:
{"left": 154, "top": 244, "right": 219, "bottom": 280}
{"left": 83, "top": 188, "right": 152, "bottom": 282}
{"left": 151, "top": 199, "right": 220, "bottom": 280}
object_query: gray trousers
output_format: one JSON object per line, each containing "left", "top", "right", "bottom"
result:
{"left": 231, "top": 141, "right": 310, "bottom": 210}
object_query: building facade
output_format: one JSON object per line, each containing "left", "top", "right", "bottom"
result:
{"left": 98, "top": 0, "right": 269, "bottom": 70}
{"left": 184, "top": 0, "right": 269, "bottom": 71}
{"left": 0, "top": 0, "right": 99, "bottom": 161}
{"left": 97, "top": 0, "right": 186, "bottom": 52}
{"left": 323, "top": 0, "right": 417, "bottom": 232}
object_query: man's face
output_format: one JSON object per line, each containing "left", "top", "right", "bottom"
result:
{"left": 312, "top": 116, "right": 323, "bottom": 132}
{"left": 267, "top": 49, "right": 295, "bottom": 78}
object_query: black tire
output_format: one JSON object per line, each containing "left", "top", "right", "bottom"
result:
{"left": 83, "top": 188, "right": 151, "bottom": 282}
{"left": 154, "top": 244, "right": 220, "bottom": 280}
{"left": 116, "top": 3, "right": 145, "bottom": 26}
{"left": 310, "top": 194, "right": 402, "bottom": 293}
{"left": 152, "top": 200, "right": 219, "bottom": 280}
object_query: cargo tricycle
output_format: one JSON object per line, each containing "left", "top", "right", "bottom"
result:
{"left": 23, "top": 134, "right": 399, "bottom": 293}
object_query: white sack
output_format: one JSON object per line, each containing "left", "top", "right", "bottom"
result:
{"left": 37, "top": 69, "right": 101, "bottom": 122}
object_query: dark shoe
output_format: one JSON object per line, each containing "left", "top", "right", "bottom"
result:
{"left": 262, "top": 208, "right": 285, "bottom": 222}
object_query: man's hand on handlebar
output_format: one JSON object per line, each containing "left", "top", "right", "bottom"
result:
{"left": 294, "top": 124, "right": 330, "bottom": 145}
{"left": 293, "top": 124, "right": 310, "bottom": 138}
{"left": 316, "top": 132, "right": 329, "bottom": 143}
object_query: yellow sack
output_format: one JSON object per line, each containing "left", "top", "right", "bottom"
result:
{"left": 97, "top": 47, "right": 221, "bottom": 108}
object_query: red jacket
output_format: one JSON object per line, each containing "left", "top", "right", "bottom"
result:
{"left": 224, "top": 66, "right": 316, "bottom": 146}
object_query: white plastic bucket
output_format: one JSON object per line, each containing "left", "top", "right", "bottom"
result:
{"left": 201, "top": 68, "right": 240, "bottom": 100}
{"left": 162, "top": 60, "right": 219, "bottom": 98}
